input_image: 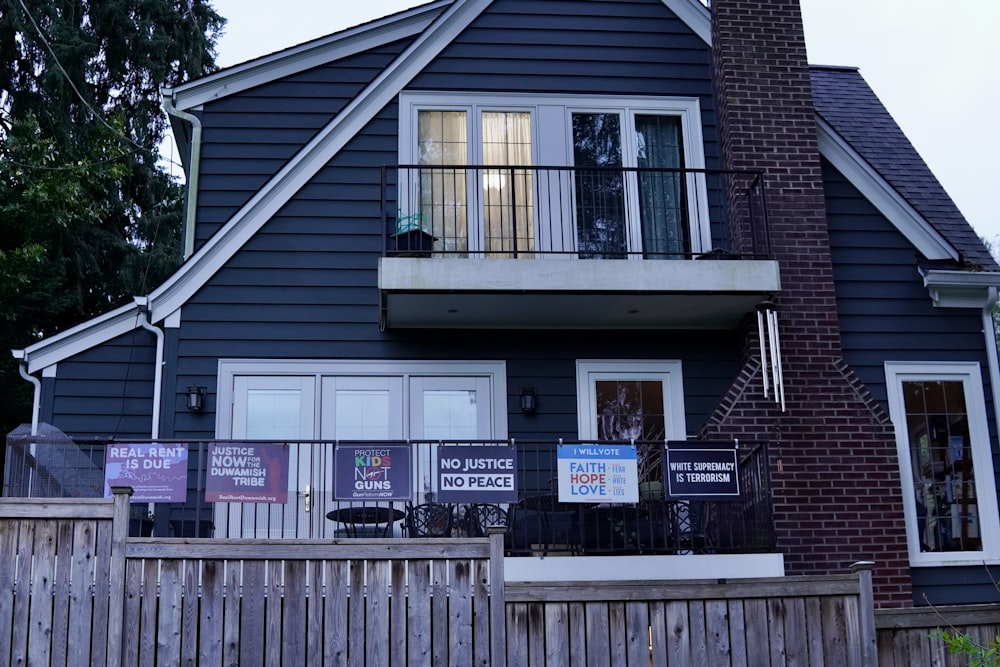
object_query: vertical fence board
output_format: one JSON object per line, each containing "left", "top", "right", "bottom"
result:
{"left": 665, "top": 600, "right": 691, "bottom": 667}
{"left": 219, "top": 560, "right": 242, "bottom": 667}
{"left": 121, "top": 558, "right": 143, "bottom": 667}
{"left": 179, "top": 559, "right": 199, "bottom": 667}
{"left": 366, "top": 560, "right": 390, "bottom": 667}
{"left": 407, "top": 560, "right": 431, "bottom": 665}
{"left": 527, "top": 602, "right": 545, "bottom": 666}
{"left": 431, "top": 559, "right": 449, "bottom": 666}
{"left": 349, "top": 560, "right": 366, "bottom": 667}
{"left": 626, "top": 601, "right": 651, "bottom": 667}
{"left": 90, "top": 520, "right": 112, "bottom": 667}
{"left": 139, "top": 558, "right": 158, "bottom": 667}
{"left": 804, "top": 597, "right": 824, "bottom": 667}
{"left": 67, "top": 520, "right": 97, "bottom": 667}
{"left": 585, "top": 601, "right": 610, "bottom": 667}
{"left": 704, "top": 599, "right": 730, "bottom": 667}
{"left": 199, "top": 560, "right": 224, "bottom": 667}
{"left": 282, "top": 559, "right": 308, "bottom": 667}
{"left": 689, "top": 600, "right": 708, "bottom": 665}
{"left": 568, "top": 603, "right": 587, "bottom": 667}
{"left": 766, "top": 598, "right": 786, "bottom": 666}
{"left": 157, "top": 559, "right": 183, "bottom": 667}
{"left": 608, "top": 601, "right": 628, "bottom": 666}
{"left": 544, "top": 602, "right": 570, "bottom": 666}
{"left": 820, "top": 595, "right": 847, "bottom": 666}
{"left": 0, "top": 520, "right": 17, "bottom": 667}
{"left": 783, "top": 596, "right": 807, "bottom": 666}
{"left": 11, "top": 521, "right": 34, "bottom": 667}
{"left": 28, "top": 520, "right": 57, "bottom": 663}
{"left": 50, "top": 520, "right": 74, "bottom": 667}
{"left": 391, "top": 560, "right": 409, "bottom": 667}
{"left": 324, "top": 560, "right": 350, "bottom": 667}
{"left": 506, "top": 603, "right": 529, "bottom": 667}
{"left": 239, "top": 559, "right": 265, "bottom": 667}
{"left": 727, "top": 599, "right": 747, "bottom": 666}
{"left": 449, "top": 559, "right": 473, "bottom": 666}
{"left": 743, "top": 598, "right": 769, "bottom": 666}
{"left": 472, "top": 559, "right": 490, "bottom": 667}
{"left": 649, "top": 601, "right": 668, "bottom": 667}
{"left": 305, "top": 560, "right": 323, "bottom": 667}
{"left": 264, "top": 560, "right": 283, "bottom": 666}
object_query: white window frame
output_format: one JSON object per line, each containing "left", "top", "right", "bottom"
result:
{"left": 884, "top": 361, "right": 1000, "bottom": 566}
{"left": 398, "top": 92, "right": 712, "bottom": 255}
{"left": 575, "top": 359, "right": 687, "bottom": 440}
{"left": 216, "top": 359, "right": 509, "bottom": 440}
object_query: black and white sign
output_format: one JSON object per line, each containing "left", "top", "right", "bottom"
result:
{"left": 436, "top": 445, "right": 518, "bottom": 503}
{"left": 665, "top": 441, "right": 740, "bottom": 500}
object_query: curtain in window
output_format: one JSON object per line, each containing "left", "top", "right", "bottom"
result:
{"left": 418, "top": 111, "right": 468, "bottom": 255}
{"left": 635, "top": 115, "right": 688, "bottom": 258}
{"left": 482, "top": 111, "right": 534, "bottom": 257}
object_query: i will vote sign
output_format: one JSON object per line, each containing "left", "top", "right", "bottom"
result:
{"left": 666, "top": 441, "right": 740, "bottom": 500}
{"left": 436, "top": 445, "right": 517, "bottom": 503}
{"left": 557, "top": 444, "right": 638, "bottom": 503}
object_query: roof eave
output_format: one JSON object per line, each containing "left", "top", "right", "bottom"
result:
{"left": 921, "top": 268, "right": 1000, "bottom": 309}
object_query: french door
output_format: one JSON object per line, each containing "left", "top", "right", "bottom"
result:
{"left": 217, "top": 367, "right": 499, "bottom": 538}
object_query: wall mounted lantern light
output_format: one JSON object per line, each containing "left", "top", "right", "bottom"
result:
{"left": 186, "top": 386, "right": 206, "bottom": 412}
{"left": 520, "top": 387, "right": 537, "bottom": 414}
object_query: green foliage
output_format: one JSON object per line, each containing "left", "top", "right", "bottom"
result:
{"left": 0, "top": 0, "right": 224, "bottom": 436}
{"left": 932, "top": 629, "right": 1000, "bottom": 667}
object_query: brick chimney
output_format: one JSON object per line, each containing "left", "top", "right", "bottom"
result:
{"left": 707, "top": 0, "right": 911, "bottom": 604}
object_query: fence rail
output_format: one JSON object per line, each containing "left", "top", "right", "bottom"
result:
{"left": 9, "top": 491, "right": 994, "bottom": 665}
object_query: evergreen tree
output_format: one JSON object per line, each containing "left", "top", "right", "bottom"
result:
{"left": 0, "top": 0, "right": 224, "bottom": 436}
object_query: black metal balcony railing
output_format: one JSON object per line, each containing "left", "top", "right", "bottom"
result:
{"left": 381, "top": 165, "right": 769, "bottom": 260}
{"left": 3, "top": 436, "right": 775, "bottom": 556}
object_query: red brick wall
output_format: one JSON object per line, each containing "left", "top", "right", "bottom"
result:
{"left": 708, "top": 0, "right": 911, "bottom": 605}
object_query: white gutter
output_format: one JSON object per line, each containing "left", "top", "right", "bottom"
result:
{"left": 13, "top": 351, "right": 41, "bottom": 436}
{"left": 161, "top": 90, "right": 202, "bottom": 260}
{"left": 134, "top": 297, "right": 165, "bottom": 439}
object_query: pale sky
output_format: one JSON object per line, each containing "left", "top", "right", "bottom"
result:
{"left": 204, "top": 0, "right": 1000, "bottom": 247}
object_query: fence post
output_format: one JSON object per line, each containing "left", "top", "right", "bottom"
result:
{"left": 487, "top": 526, "right": 508, "bottom": 667}
{"left": 107, "top": 486, "right": 133, "bottom": 667}
{"left": 850, "top": 561, "right": 877, "bottom": 667}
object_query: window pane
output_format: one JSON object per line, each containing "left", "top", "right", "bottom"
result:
{"left": 422, "top": 389, "right": 479, "bottom": 440}
{"left": 902, "top": 380, "right": 980, "bottom": 552}
{"left": 482, "top": 111, "right": 534, "bottom": 257}
{"left": 573, "top": 112, "right": 626, "bottom": 258}
{"left": 246, "top": 389, "right": 302, "bottom": 439}
{"left": 635, "top": 115, "right": 688, "bottom": 258}
{"left": 594, "top": 380, "right": 665, "bottom": 441}
{"left": 334, "top": 389, "right": 391, "bottom": 440}
{"left": 418, "top": 110, "right": 468, "bottom": 254}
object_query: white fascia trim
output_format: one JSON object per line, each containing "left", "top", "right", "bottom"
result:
{"left": 921, "top": 269, "right": 1000, "bottom": 309}
{"left": 146, "top": 0, "right": 494, "bottom": 324}
{"left": 16, "top": 302, "right": 143, "bottom": 375}
{"left": 164, "top": 2, "right": 448, "bottom": 111}
{"left": 816, "top": 117, "right": 957, "bottom": 262}
{"left": 662, "top": 0, "right": 712, "bottom": 45}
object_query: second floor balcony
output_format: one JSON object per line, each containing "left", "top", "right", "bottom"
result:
{"left": 379, "top": 164, "right": 781, "bottom": 329}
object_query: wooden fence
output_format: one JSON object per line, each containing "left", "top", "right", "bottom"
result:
{"left": 0, "top": 489, "right": 995, "bottom": 666}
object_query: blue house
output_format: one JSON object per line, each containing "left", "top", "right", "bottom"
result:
{"left": 9, "top": 0, "right": 1000, "bottom": 608}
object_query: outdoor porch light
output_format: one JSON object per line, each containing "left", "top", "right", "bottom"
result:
{"left": 186, "top": 385, "right": 206, "bottom": 412}
{"left": 520, "top": 387, "right": 537, "bottom": 414}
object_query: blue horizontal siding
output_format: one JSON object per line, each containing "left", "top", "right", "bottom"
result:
{"left": 42, "top": 330, "right": 156, "bottom": 440}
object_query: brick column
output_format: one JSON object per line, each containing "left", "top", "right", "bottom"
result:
{"left": 708, "top": 0, "right": 911, "bottom": 605}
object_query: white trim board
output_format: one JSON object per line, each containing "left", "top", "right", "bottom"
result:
{"left": 816, "top": 118, "right": 957, "bottom": 262}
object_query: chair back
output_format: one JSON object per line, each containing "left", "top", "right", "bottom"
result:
{"left": 464, "top": 503, "right": 508, "bottom": 537}
{"left": 406, "top": 502, "right": 454, "bottom": 537}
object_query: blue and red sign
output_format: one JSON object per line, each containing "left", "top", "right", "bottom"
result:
{"left": 556, "top": 444, "right": 638, "bottom": 503}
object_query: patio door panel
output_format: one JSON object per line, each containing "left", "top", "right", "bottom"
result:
{"left": 221, "top": 375, "right": 315, "bottom": 538}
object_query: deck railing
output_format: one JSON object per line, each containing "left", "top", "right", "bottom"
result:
{"left": 381, "top": 165, "right": 769, "bottom": 259}
{"left": 4, "top": 435, "right": 775, "bottom": 557}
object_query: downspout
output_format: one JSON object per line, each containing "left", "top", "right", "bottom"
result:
{"left": 13, "top": 352, "right": 41, "bottom": 436}
{"left": 134, "top": 297, "right": 164, "bottom": 440}
{"left": 982, "top": 287, "right": 1000, "bottom": 450}
{"left": 161, "top": 89, "right": 202, "bottom": 260}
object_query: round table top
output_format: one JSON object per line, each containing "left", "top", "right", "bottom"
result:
{"left": 326, "top": 506, "right": 405, "bottom": 524}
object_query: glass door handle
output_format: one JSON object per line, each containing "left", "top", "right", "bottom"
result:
{"left": 303, "top": 484, "right": 311, "bottom": 513}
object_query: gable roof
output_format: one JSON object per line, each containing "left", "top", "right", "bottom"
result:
{"left": 14, "top": 0, "right": 992, "bottom": 371}
{"left": 810, "top": 65, "right": 997, "bottom": 270}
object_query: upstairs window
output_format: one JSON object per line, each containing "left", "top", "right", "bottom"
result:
{"left": 398, "top": 93, "right": 710, "bottom": 259}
